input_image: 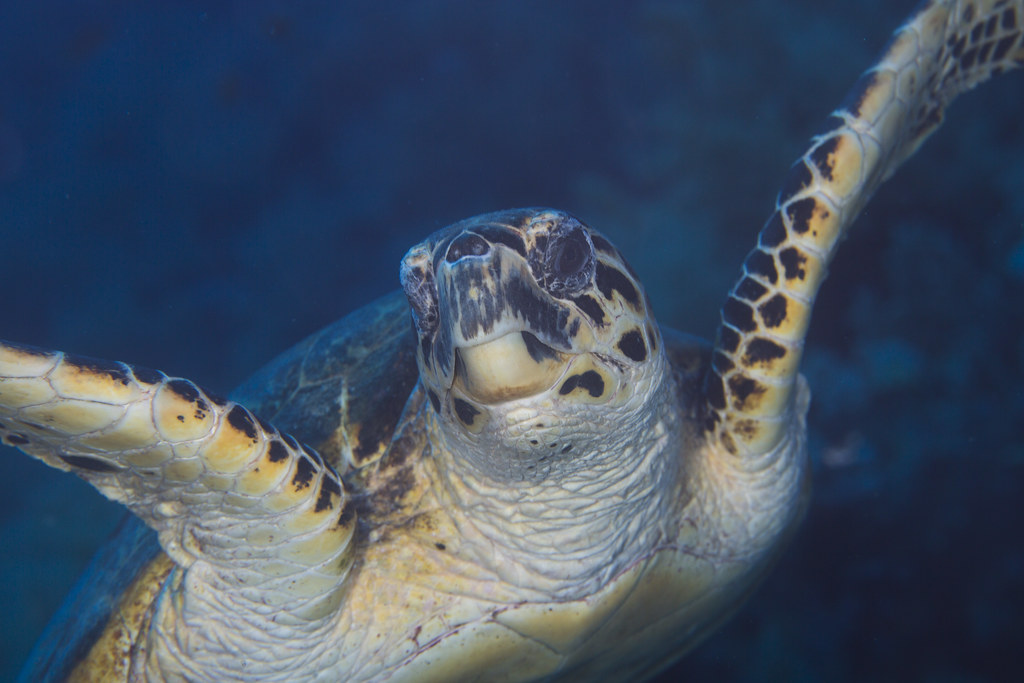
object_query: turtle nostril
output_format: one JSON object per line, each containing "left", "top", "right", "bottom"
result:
{"left": 446, "top": 233, "right": 490, "bottom": 263}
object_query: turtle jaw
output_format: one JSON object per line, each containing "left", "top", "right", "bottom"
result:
{"left": 452, "top": 330, "right": 571, "bottom": 405}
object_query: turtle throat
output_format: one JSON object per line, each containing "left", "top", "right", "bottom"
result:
{"left": 453, "top": 331, "right": 569, "bottom": 404}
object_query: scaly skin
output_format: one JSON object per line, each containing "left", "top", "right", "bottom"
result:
{"left": 2, "top": 0, "right": 1023, "bottom": 680}
{"left": 2, "top": 211, "right": 802, "bottom": 681}
{"left": 706, "top": 0, "right": 1024, "bottom": 459}
{"left": 0, "top": 343, "right": 357, "bottom": 679}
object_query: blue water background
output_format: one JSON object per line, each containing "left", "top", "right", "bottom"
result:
{"left": 1, "top": 1, "right": 1022, "bottom": 680}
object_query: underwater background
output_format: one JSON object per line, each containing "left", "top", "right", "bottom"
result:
{"left": 1, "top": 0, "right": 1022, "bottom": 680}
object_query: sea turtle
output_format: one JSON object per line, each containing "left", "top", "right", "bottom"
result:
{"left": 2, "top": 0, "right": 1022, "bottom": 680}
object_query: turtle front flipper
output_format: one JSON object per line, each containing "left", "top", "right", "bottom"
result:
{"left": 0, "top": 341, "right": 354, "bottom": 679}
{"left": 707, "top": 0, "right": 1024, "bottom": 457}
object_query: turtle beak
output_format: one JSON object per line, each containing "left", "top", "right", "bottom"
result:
{"left": 453, "top": 331, "right": 569, "bottom": 404}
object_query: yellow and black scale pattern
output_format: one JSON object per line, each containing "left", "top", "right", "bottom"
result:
{"left": 2, "top": 0, "right": 1023, "bottom": 680}
{"left": 8, "top": 289, "right": 424, "bottom": 681}
{"left": 0, "top": 342, "right": 357, "bottom": 572}
{"left": 0, "top": 341, "right": 361, "bottom": 678}
{"left": 705, "top": 0, "right": 1024, "bottom": 458}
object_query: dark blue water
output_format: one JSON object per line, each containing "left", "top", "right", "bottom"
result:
{"left": 1, "top": 1, "right": 1021, "bottom": 680}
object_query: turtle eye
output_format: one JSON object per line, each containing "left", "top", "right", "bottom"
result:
{"left": 544, "top": 222, "right": 594, "bottom": 297}
{"left": 553, "top": 234, "right": 587, "bottom": 278}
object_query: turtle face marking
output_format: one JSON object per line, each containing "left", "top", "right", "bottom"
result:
{"left": 400, "top": 208, "right": 662, "bottom": 451}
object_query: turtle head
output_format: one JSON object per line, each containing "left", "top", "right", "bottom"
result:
{"left": 400, "top": 208, "right": 665, "bottom": 475}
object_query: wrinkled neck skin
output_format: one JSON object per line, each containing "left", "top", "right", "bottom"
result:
{"left": 426, "top": 347, "right": 685, "bottom": 600}
{"left": 687, "top": 374, "right": 812, "bottom": 576}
